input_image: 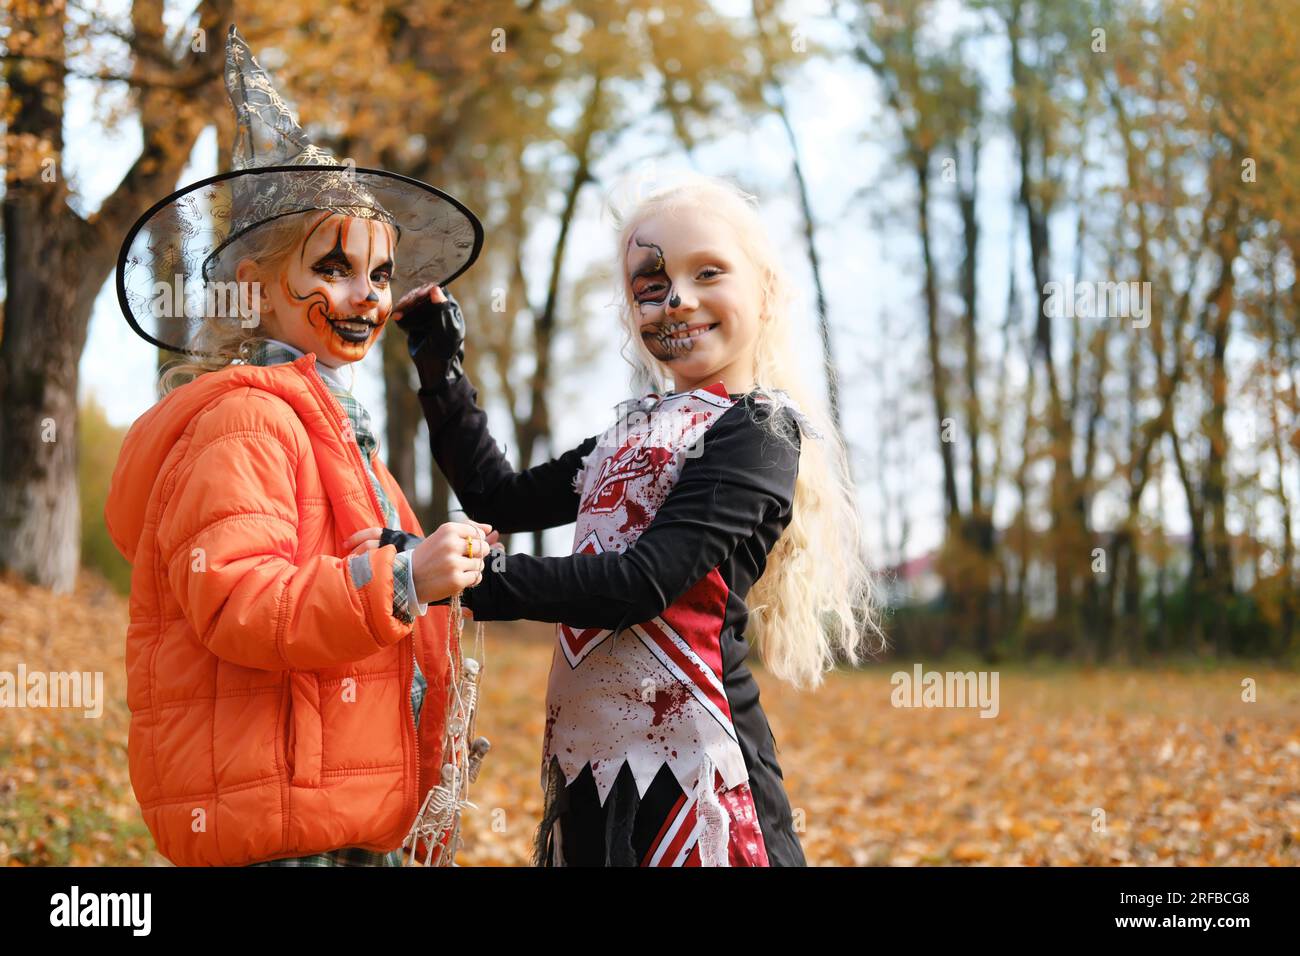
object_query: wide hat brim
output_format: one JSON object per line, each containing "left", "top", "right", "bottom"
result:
{"left": 116, "top": 164, "right": 483, "bottom": 356}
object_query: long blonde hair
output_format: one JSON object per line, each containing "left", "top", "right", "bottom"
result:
{"left": 158, "top": 213, "right": 314, "bottom": 395}
{"left": 607, "top": 173, "right": 888, "bottom": 688}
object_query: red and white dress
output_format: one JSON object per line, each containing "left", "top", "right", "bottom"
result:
{"left": 420, "top": 376, "right": 808, "bottom": 866}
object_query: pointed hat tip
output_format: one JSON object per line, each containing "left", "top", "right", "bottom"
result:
{"left": 226, "top": 24, "right": 256, "bottom": 66}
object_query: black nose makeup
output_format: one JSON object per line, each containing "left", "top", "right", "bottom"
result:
{"left": 668, "top": 291, "right": 681, "bottom": 309}
{"left": 365, "top": 291, "right": 379, "bottom": 303}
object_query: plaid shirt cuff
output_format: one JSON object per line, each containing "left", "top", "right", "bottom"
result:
{"left": 392, "top": 549, "right": 428, "bottom": 623}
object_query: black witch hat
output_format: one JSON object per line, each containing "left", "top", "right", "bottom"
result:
{"left": 117, "top": 25, "right": 482, "bottom": 356}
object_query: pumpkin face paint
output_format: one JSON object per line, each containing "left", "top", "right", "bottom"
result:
{"left": 260, "top": 211, "right": 397, "bottom": 366}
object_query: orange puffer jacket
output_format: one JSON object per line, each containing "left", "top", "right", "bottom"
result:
{"left": 104, "top": 353, "right": 453, "bottom": 866}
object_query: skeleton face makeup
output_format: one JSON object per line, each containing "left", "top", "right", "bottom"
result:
{"left": 624, "top": 209, "right": 764, "bottom": 393}
{"left": 629, "top": 238, "right": 697, "bottom": 362}
{"left": 251, "top": 211, "right": 397, "bottom": 366}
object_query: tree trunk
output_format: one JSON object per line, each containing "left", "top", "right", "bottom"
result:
{"left": 0, "top": 0, "right": 79, "bottom": 592}
{"left": 956, "top": 132, "right": 995, "bottom": 661}
{"left": 382, "top": 330, "right": 422, "bottom": 502}
{"left": 0, "top": 214, "right": 85, "bottom": 592}
{"left": 1201, "top": 221, "right": 1241, "bottom": 655}
{"left": 1008, "top": 11, "right": 1081, "bottom": 650}
{"left": 912, "top": 150, "right": 960, "bottom": 524}
{"left": 517, "top": 72, "right": 604, "bottom": 554}
{"left": 0, "top": 0, "right": 229, "bottom": 590}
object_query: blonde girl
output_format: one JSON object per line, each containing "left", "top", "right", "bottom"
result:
{"left": 391, "top": 172, "right": 886, "bottom": 866}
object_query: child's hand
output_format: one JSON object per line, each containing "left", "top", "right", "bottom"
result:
{"left": 392, "top": 282, "right": 446, "bottom": 323}
{"left": 343, "top": 526, "right": 384, "bottom": 556}
{"left": 392, "top": 283, "right": 466, "bottom": 383}
{"left": 410, "top": 521, "right": 494, "bottom": 604}
{"left": 466, "top": 519, "right": 501, "bottom": 552}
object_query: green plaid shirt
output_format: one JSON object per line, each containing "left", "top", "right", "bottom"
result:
{"left": 243, "top": 339, "right": 426, "bottom": 867}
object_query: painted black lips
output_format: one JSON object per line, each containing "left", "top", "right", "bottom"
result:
{"left": 327, "top": 316, "right": 378, "bottom": 343}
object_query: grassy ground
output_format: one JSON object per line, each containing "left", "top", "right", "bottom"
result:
{"left": 2, "top": 571, "right": 1297, "bottom": 866}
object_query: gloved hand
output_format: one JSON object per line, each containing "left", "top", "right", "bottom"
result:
{"left": 392, "top": 282, "right": 465, "bottom": 387}
{"left": 379, "top": 527, "right": 424, "bottom": 553}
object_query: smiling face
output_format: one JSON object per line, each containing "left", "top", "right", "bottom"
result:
{"left": 238, "top": 211, "right": 397, "bottom": 367}
{"left": 625, "top": 207, "right": 764, "bottom": 395}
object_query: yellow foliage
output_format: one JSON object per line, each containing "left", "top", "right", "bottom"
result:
{"left": 78, "top": 394, "right": 131, "bottom": 595}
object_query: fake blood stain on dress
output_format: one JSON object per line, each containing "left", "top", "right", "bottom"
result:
{"left": 619, "top": 498, "right": 650, "bottom": 535}
{"left": 647, "top": 681, "right": 691, "bottom": 726}
{"left": 544, "top": 706, "right": 560, "bottom": 755}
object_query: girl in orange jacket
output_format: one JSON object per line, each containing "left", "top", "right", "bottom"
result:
{"left": 108, "top": 209, "right": 491, "bottom": 866}
{"left": 105, "top": 26, "right": 488, "bottom": 866}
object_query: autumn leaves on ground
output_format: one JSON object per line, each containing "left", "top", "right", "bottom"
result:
{"left": 1, "top": 571, "right": 1297, "bottom": 867}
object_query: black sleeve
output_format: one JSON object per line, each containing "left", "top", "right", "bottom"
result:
{"left": 463, "top": 399, "right": 800, "bottom": 631}
{"left": 417, "top": 373, "right": 598, "bottom": 534}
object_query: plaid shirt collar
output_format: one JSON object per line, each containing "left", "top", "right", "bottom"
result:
{"left": 246, "top": 339, "right": 351, "bottom": 389}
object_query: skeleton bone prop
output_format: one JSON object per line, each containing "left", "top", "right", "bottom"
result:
{"left": 402, "top": 592, "right": 490, "bottom": 866}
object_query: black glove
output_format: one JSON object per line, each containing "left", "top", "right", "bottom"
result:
{"left": 393, "top": 285, "right": 465, "bottom": 388}
{"left": 379, "top": 527, "right": 424, "bottom": 553}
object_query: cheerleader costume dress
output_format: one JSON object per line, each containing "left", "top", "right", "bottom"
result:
{"left": 421, "top": 373, "right": 809, "bottom": 866}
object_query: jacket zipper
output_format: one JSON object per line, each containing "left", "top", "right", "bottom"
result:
{"left": 298, "top": 357, "right": 421, "bottom": 830}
